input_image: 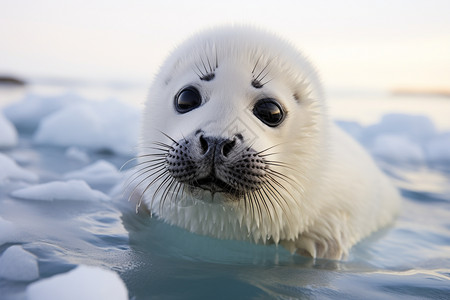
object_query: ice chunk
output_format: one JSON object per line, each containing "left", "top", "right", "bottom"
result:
{"left": 0, "top": 217, "right": 23, "bottom": 245}
{"left": 33, "top": 99, "right": 139, "bottom": 155}
{"left": 0, "top": 112, "right": 18, "bottom": 148}
{"left": 425, "top": 132, "right": 450, "bottom": 162}
{"left": 64, "top": 160, "right": 122, "bottom": 186}
{"left": 370, "top": 134, "right": 425, "bottom": 163}
{"left": 0, "top": 245, "right": 39, "bottom": 281}
{"left": 0, "top": 153, "right": 38, "bottom": 184}
{"left": 26, "top": 265, "right": 128, "bottom": 300}
{"left": 65, "top": 147, "right": 90, "bottom": 163}
{"left": 3, "top": 92, "right": 84, "bottom": 132}
{"left": 363, "top": 113, "right": 437, "bottom": 143}
{"left": 11, "top": 180, "right": 110, "bottom": 202}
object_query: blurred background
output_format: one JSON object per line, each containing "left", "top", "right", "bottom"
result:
{"left": 1, "top": 0, "right": 449, "bottom": 127}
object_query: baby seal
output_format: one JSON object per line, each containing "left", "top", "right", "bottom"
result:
{"left": 133, "top": 27, "right": 401, "bottom": 259}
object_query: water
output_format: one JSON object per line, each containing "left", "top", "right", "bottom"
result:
{"left": 1, "top": 86, "right": 450, "bottom": 299}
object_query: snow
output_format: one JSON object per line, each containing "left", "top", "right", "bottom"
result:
{"left": 0, "top": 217, "right": 23, "bottom": 246}
{"left": 0, "top": 112, "right": 18, "bottom": 148}
{"left": 63, "top": 160, "right": 122, "bottom": 186}
{"left": 0, "top": 153, "right": 39, "bottom": 184}
{"left": 26, "top": 265, "right": 128, "bottom": 300}
{"left": 33, "top": 99, "right": 140, "bottom": 155}
{"left": 0, "top": 245, "right": 39, "bottom": 282}
{"left": 11, "top": 180, "right": 110, "bottom": 202}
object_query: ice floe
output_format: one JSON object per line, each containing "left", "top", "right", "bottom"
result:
{"left": 0, "top": 112, "right": 18, "bottom": 148}
{"left": 0, "top": 153, "right": 38, "bottom": 184}
{"left": 337, "top": 113, "right": 450, "bottom": 165}
{"left": 33, "top": 99, "right": 139, "bottom": 155}
{"left": 3, "top": 92, "right": 85, "bottom": 132}
{"left": 0, "top": 245, "right": 39, "bottom": 282}
{"left": 26, "top": 265, "right": 128, "bottom": 300}
{"left": 10, "top": 180, "right": 110, "bottom": 202}
{"left": 63, "top": 160, "right": 122, "bottom": 186}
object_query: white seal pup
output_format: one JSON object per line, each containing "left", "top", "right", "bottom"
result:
{"left": 133, "top": 27, "right": 401, "bottom": 259}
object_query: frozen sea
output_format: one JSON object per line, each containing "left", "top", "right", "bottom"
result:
{"left": 1, "top": 84, "right": 450, "bottom": 299}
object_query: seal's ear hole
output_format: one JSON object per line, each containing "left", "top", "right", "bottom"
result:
{"left": 174, "top": 86, "right": 202, "bottom": 113}
{"left": 252, "top": 98, "right": 285, "bottom": 127}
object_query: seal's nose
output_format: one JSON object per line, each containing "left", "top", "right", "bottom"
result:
{"left": 198, "top": 134, "right": 237, "bottom": 159}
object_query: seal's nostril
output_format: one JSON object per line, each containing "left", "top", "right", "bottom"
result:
{"left": 199, "top": 135, "right": 208, "bottom": 154}
{"left": 222, "top": 139, "right": 236, "bottom": 157}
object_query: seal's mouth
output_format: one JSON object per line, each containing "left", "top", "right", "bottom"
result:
{"left": 191, "top": 176, "right": 240, "bottom": 195}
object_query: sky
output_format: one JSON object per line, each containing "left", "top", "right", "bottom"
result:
{"left": 1, "top": 0, "right": 450, "bottom": 91}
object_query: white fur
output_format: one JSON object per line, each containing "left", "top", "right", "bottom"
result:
{"left": 139, "top": 27, "right": 401, "bottom": 259}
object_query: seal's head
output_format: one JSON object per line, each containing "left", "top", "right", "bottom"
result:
{"left": 134, "top": 27, "right": 329, "bottom": 245}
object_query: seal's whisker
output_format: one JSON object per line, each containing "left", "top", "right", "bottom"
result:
{"left": 261, "top": 78, "right": 274, "bottom": 87}
{"left": 132, "top": 157, "right": 166, "bottom": 164}
{"left": 256, "top": 146, "right": 278, "bottom": 155}
{"left": 256, "top": 188, "right": 273, "bottom": 229}
{"left": 251, "top": 191, "right": 263, "bottom": 229}
{"left": 120, "top": 156, "right": 140, "bottom": 172}
{"left": 152, "top": 141, "right": 173, "bottom": 148}
{"left": 139, "top": 143, "right": 172, "bottom": 150}
{"left": 262, "top": 180, "right": 296, "bottom": 231}
{"left": 259, "top": 185, "right": 280, "bottom": 228}
{"left": 242, "top": 191, "right": 253, "bottom": 230}
{"left": 130, "top": 164, "right": 167, "bottom": 197}
{"left": 125, "top": 155, "right": 166, "bottom": 175}
{"left": 266, "top": 168, "right": 297, "bottom": 184}
{"left": 141, "top": 171, "right": 170, "bottom": 214}
{"left": 249, "top": 191, "right": 258, "bottom": 231}
{"left": 257, "top": 66, "right": 271, "bottom": 83}
{"left": 192, "top": 68, "right": 202, "bottom": 80}
{"left": 214, "top": 46, "right": 218, "bottom": 69}
{"left": 124, "top": 162, "right": 166, "bottom": 193}
{"left": 120, "top": 150, "right": 167, "bottom": 172}
{"left": 137, "top": 153, "right": 167, "bottom": 157}
{"left": 142, "top": 146, "right": 171, "bottom": 153}
{"left": 251, "top": 55, "right": 262, "bottom": 74}
{"left": 254, "top": 57, "right": 273, "bottom": 82}
{"left": 267, "top": 171, "right": 305, "bottom": 196}
{"left": 155, "top": 175, "right": 175, "bottom": 215}
{"left": 172, "top": 181, "right": 184, "bottom": 205}
{"left": 266, "top": 172, "right": 301, "bottom": 199}
{"left": 261, "top": 181, "right": 290, "bottom": 220}
{"left": 159, "top": 176, "right": 177, "bottom": 213}
{"left": 206, "top": 53, "right": 213, "bottom": 73}
{"left": 157, "top": 131, "right": 179, "bottom": 144}
{"left": 194, "top": 63, "right": 206, "bottom": 78}
{"left": 200, "top": 56, "right": 209, "bottom": 76}
{"left": 127, "top": 165, "right": 167, "bottom": 204}
{"left": 264, "top": 160, "right": 293, "bottom": 169}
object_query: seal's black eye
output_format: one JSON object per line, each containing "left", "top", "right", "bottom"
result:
{"left": 252, "top": 98, "right": 285, "bottom": 127}
{"left": 174, "top": 86, "right": 201, "bottom": 113}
